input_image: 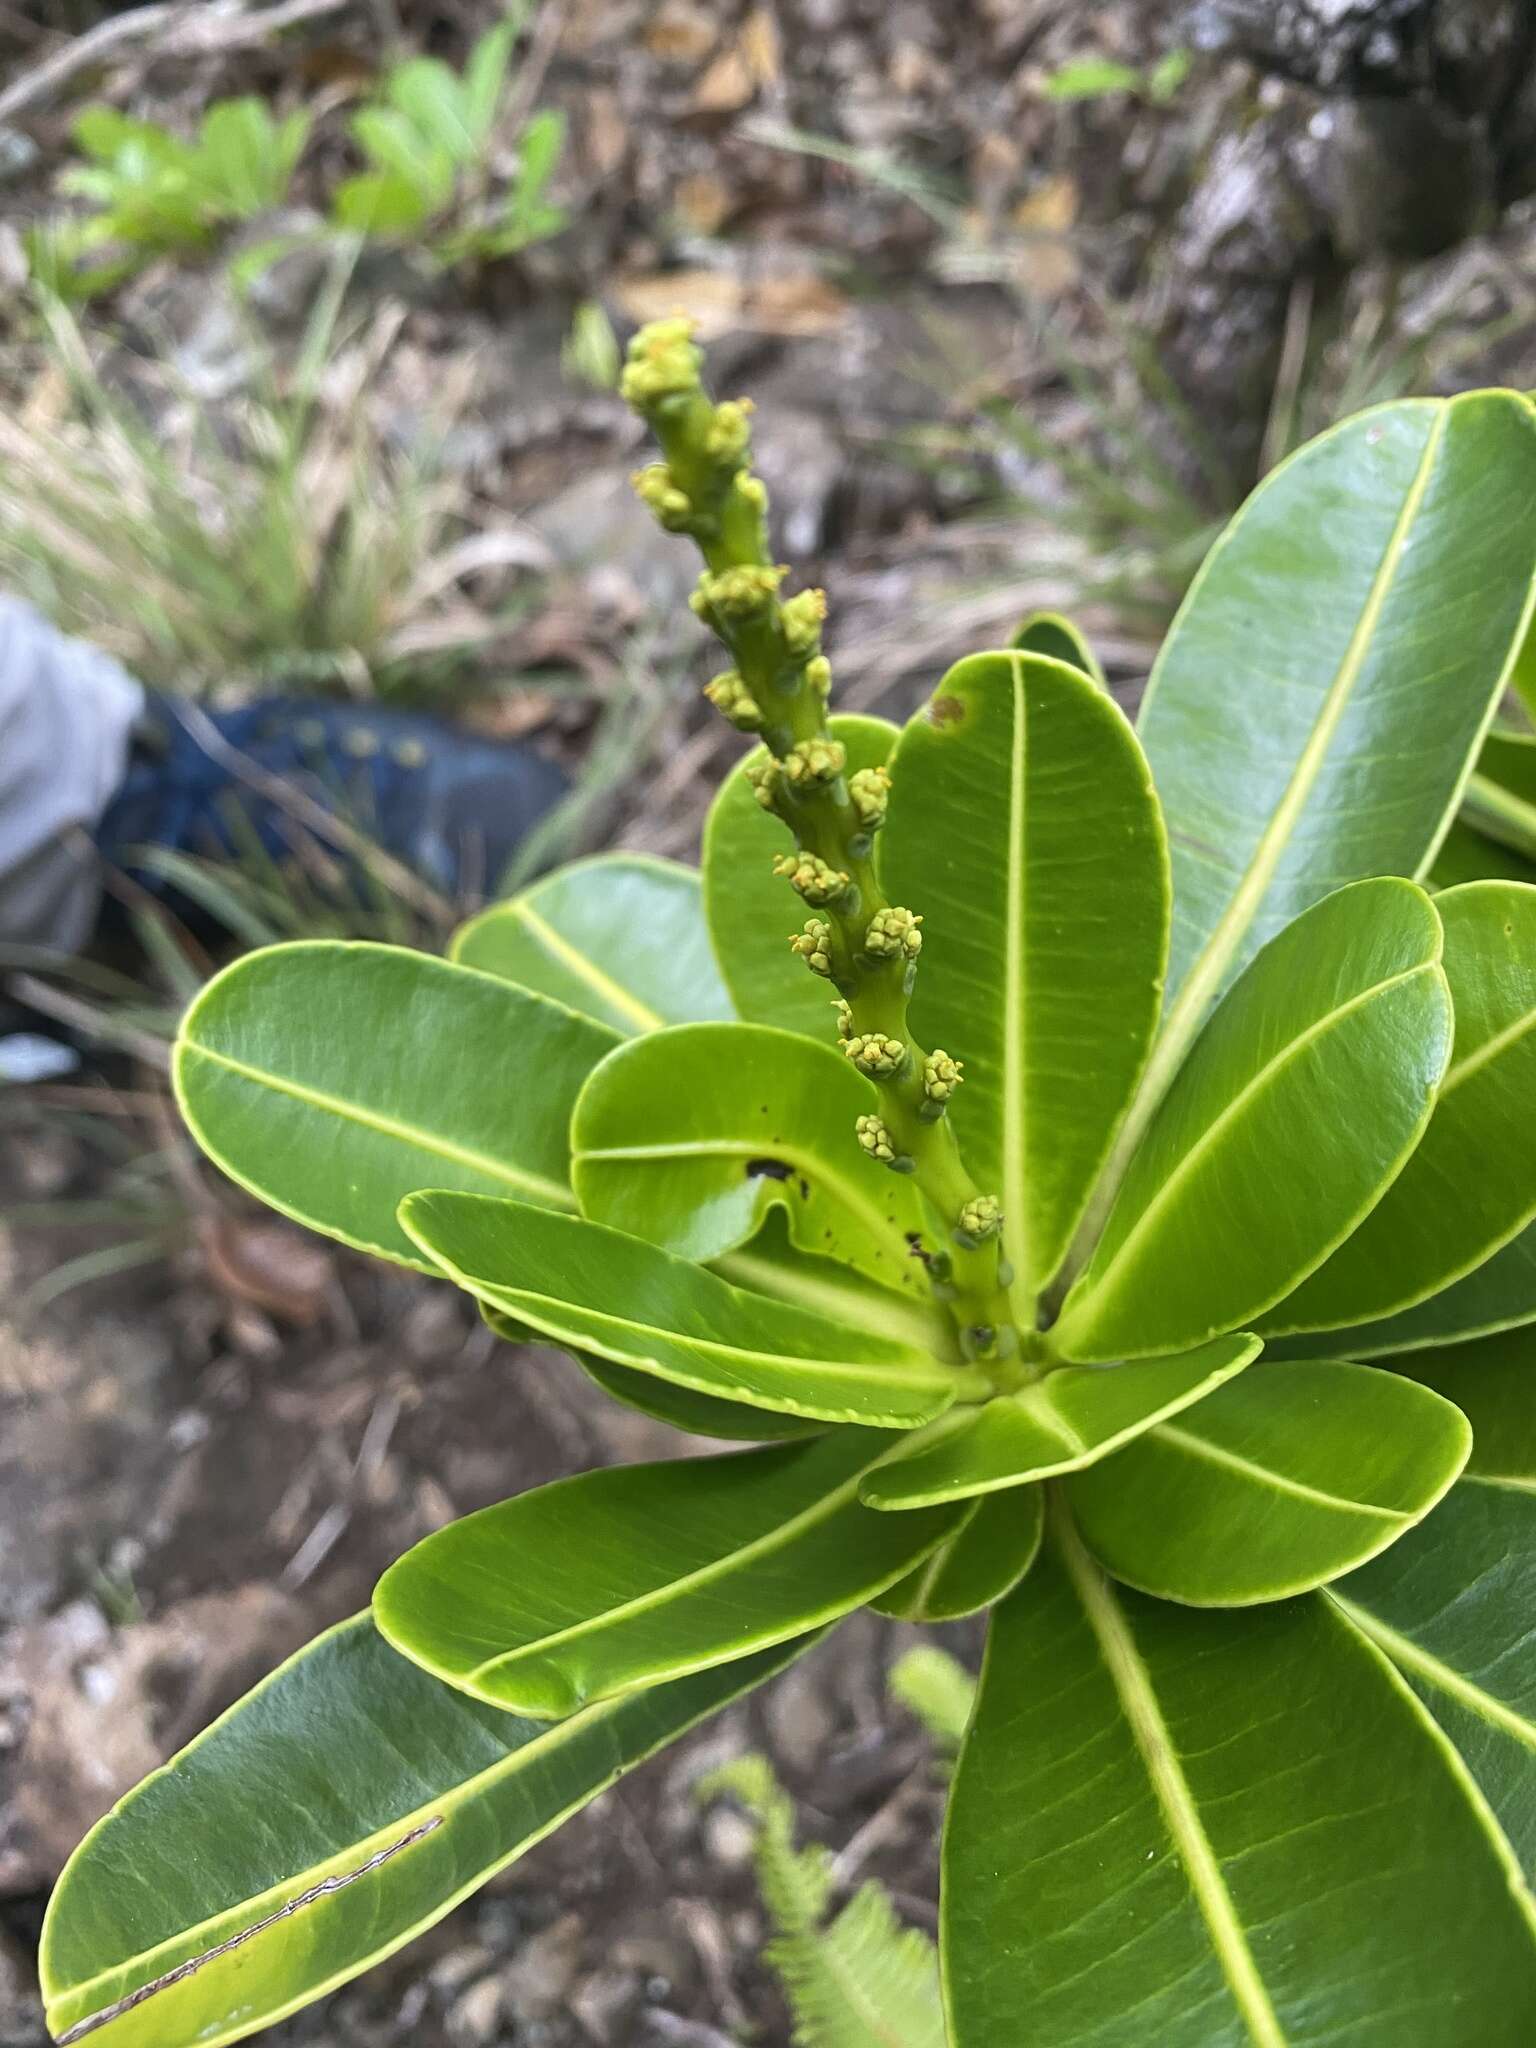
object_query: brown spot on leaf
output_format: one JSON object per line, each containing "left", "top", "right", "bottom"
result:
{"left": 929, "top": 696, "right": 965, "bottom": 728}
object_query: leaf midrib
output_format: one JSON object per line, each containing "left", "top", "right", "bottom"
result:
{"left": 1078, "top": 959, "right": 1438, "bottom": 1315}
{"left": 462, "top": 1458, "right": 889, "bottom": 1684}
{"left": 182, "top": 1041, "right": 571, "bottom": 1208}
{"left": 1443, "top": 1005, "right": 1536, "bottom": 1094}
{"left": 1003, "top": 652, "right": 1031, "bottom": 1293}
{"left": 1057, "top": 1512, "right": 1288, "bottom": 2048}
{"left": 1151, "top": 1421, "right": 1409, "bottom": 1522}
{"left": 48, "top": 1678, "right": 638, "bottom": 2018}
{"left": 1328, "top": 1591, "right": 1536, "bottom": 1755}
{"left": 507, "top": 899, "right": 665, "bottom": 1033}
{"left": 1158, "top": 402, "right": 1449, "bottom": 1044}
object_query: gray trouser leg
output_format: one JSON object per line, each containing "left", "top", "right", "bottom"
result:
{"left": 0, "top": 598, "right": 143, "bottom": 951}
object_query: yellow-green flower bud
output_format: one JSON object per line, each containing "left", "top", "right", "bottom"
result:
{"left": 692, "top": 564, "right": 785, "bottom": 630}
{"left": 923, "top": 1049, "right": 964, "bottom": 1104}
{"left": 705, "top": 398, "right": 754, "bottom": 465}
{"left": 849, "top": 764, "right": 891, "bottom": 829}
{"left": 704, "top": 670, "right": 763, "bottom": 731}
{"left": 782, "top": 737, "right": 847, "bottom": 789}
{"left": 855, "top": 1113, "right": 898, "bottom": 1164}
{"left": 789, "top": 917, "right": 834, "bottom": 977}
{"left": 620, "top": 317, "right": 702, "bottom": 410}
{"left": 804, "top": 654, "right": 832, "bottom": 701}
{"left": 956, "top": 1194, "right": 1003, "bottom": 1245}
{"left": 745, "top": 756, "right": 781, "bottom": 810}
{"left": 865, "top": 906, "right": 923, "bottom": 960}
{"left": 773, "top": 850, "right": 849, "bottom": 905}
{"left": 780, "top": 587, "right": 828, "bottom": 658}
{"left": 734, "top": 473, "right": 769, "bottom": 519}
{"left": 632, "top": 462, "right": 693, "bottom": 532}
{"left": 844, "top": 1033, "right": 907, "bottom": 1078}
{"left": 834, "top": 998, "right": 855, "bottom": 1041}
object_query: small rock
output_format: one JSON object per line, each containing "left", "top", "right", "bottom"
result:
{"left": 569, "top": 1963, "right": 644, "bottom": 2043}
{"left": 499, "top": 1910, "right": 584, "bottom": 2023}
{"left": 446, "top": 1971, "right": 503, "bottom": 2047}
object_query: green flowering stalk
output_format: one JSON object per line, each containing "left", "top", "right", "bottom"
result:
{"left": 621, "top": 316, "right": 1019, "bottom": 1367}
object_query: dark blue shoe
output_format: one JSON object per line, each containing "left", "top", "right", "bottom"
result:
{"left": 95, "top": 694, "right": 568, "bottom": 905}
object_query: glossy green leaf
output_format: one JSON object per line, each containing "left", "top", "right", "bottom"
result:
{"left": 1055, "top": 879, "right": 1451, "bottom": 1361}
{"left": 860, "top": 1335, "right": 1259, "bottom": 1509}
{"left": 41, "top": 1617, "right": 810, "bottom": 2048}
{"left": 572, "top": 1021, "right": 928, "bottom": 1298}
{"left": 450, "top": 853, "right": 732, "bottom": 1034}
{"left": 477, "top": 1301, "right": 827, "bottom": 1442}
{"left": 943, "top": 1518, "right": 1536, "bottom": 2048}
{"left": 1268, "top": 882, "right": 1536, "bottom": 1333}
{"left": 375, "top": 1433, "right": 961, "bottom": 1716}
{"left": 174, "top": 942, "right": 619, "bottom": 1268}
{"left": 1008, "top": 608, "right": 1106, "bottom": 686}
{"left": 1139, "top": 391, "right": 1536, "bottom": 1037}
{"left": 1271, "top": 1217, "right": 1536, "bottom": 1360}
{"left": 880, "top": 651, "right": 1170, "bottom": 1298}
{"left": 1329, "top": 1328, "right": 1536, "bottom": 1871}
{"left": 1067, "top": 1359, "right": 1470, "bottom": 1604}
{"left": 702, "top": 714, "right": 897, "bottom": 1035}
{"left": 399, "top": 1191, "right": 957, "bottom": 1429}
{"left": 710, "top": 1206, "right": 955, "bottom": 1359}
{"left": 870, "top": 1487, "right": 1043, "bottom": 1622}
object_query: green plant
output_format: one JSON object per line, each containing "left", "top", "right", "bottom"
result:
{"left": 40, "top": 322, "right": 1536, "bottom": 2044}
{"left": 332, "top": 12, "right": 565, "bottom": 268}
{"left": 695, "top": 1645, "right": 974, "bottom": 2048}
{"left": 28, "top": 97, "right": 311, "bottom": 299}
{"left": 1040, "top": 49, "right": 1191, "bottom": 104}
{"left": 0, "top": 286, "right": 533, "bottom": 700}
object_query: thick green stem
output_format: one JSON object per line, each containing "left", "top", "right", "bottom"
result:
{"left": 623, "top": 319, "right": 1024, "bottom": 1371}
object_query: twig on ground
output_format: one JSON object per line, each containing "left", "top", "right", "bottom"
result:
{"left": 0, "top": 0, "right": 352, "bottom": 126}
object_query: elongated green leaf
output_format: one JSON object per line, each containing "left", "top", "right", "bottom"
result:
{"left": 572, "top": 1021, "right": 927, "bottom": 1297}
{"left": 1330, "top": 1328, "right": 1536, "bottom": 1871}
{"left": 880, "top": 651, "right": 1169, "bottom": 1299}
{"left": 944, "top": 1520, "right": 1536, "bottom": 2048}
{"left": 1272, "top": 1217, "right": 1536, "bottom": 1360}
{"left": 1055, "top": 879, "right": 1451, "bottom": 1361}
{"left": 450, "top": 854, "right": 732, "bottom": 1034}
{"left": 376, "top": 1433, "right": 961, "bottom": 1716}
{"left": 703, "top": 714, "right": 897, "bottom": 1035}
{"left": 172, "top": 942, "right": 617, "bottom": 1267}
{"left": 477, "top": 1300, "right": 828, "bottom": 1441}
{"left": 1139, "top": 390, "right": 1536, "bottom": 1036}
{"left": 1008, "top": 609, "right": 1106, "bottom": 686}
{"left": 1268, "top": 882, "right": 1536, "bottom": 1332}
{"left": 871, "top": 1487, "right": 1043, "bottom": 1621}
{"left": 41, "top": 1617, "right": 810, "bottom": 2048}
{"left": 861, "top": 1335, "right": 1259, "bottom": 1509}
{"left": 1067, "top": 1360, "right": 1470, "bottom": 1603}
{"left": 399, "top": 1191, "right": 957, "bottom": 1429}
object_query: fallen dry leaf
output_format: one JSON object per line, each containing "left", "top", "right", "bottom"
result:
{"left": 615, "top": 268, "right": 851, "bottom": 339}
{"left": 197, "top": 1214, "right": 335, "bottom": 1326}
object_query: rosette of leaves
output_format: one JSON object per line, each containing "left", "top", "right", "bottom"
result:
{"left": 41, "top": 325, "right": 1536, "bottom": 2047}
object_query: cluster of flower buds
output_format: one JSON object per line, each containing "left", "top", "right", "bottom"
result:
{"left": 789, "top": 917, "right": 834, "bottom": 977}
{"left": 923, "top": 1049, "right": 964, "bottom": 1108}
{"left": 782, "top": 737, "right": 846, "bottom": 790}
{"left": 854, "top": 1113, "right": 914, "bottom": 1174}
{"left": 848, "top": 765, "right": 891, "bottom": 830}
{"left": 864, "top": 906, "right": 923, "bottom": 962}
{"left": 844, "top": 1032, "right": 908, "bottom": 1079}
{"left": 956, "top": 1194, "right": 1004, "bottom": 1247}
{"left": 773, "top": 850, "right": 851, "bottom": 907}
{"left": 703, "top": 670, "right": 763, "bottom": 731}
